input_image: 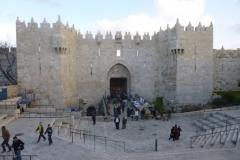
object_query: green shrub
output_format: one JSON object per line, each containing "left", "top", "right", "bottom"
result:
{"left": 222, "top": 92, "right": 234, "bottom": 103}
{"left": 212, "top": 99, "right": 221, "bottom": 106}
{"left": 153, "top": 97, "right": 165, "bottom": 113}
{"left": 233, "top": 95, "right": 240, "bottom": 105}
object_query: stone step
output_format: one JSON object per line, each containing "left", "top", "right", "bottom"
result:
{"left": 231, "top": 126, "right": 239, "bottom": 143}
{"left": 59, "top": 123, "right": 69, "bottom": 136}
{"left": 212, "top": 127, "right": 226, "bottom": 148}
{"left": 0, "top": 116, "right": 15, "bottom": 128}
{"left": 0, "top": 114, "right": 7, "bottom": 121}
{"left": 193, "top": 130, "right": 211, "bottom": 148}
{"left": 191, "top": 130, "right": 207, "bottom": 148}
{"left": 202, "top": 128, "right": 219, "bottom": 148}
{"left": 209, "top": 128, "right": 221, "bottom": 146}
{"left": 192, "top": 121, "right": 208, "bottom": 131}
{"left": 205, "top": 116, "right": 226, "bottom": 128}
{"left": 223, "top": 125, "right": 236, "bottom": 148}
{"left": 197, "top": 119, "right": 214, "bottom": 129}
{"left": 235, "top": 127, "right": 240, "bottom": 149}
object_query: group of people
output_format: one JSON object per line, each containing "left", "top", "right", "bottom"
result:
{"left": 1, "top": 126, "right": 24, "bottom": 160}
{"left": 169, "top": 125, "right": 182, "bottom": 141}
{"left": 0, "top": 122, "right": 53, "bottom": 160}
{"left": 35, "top": 122, "right": 53, "bottom": 145}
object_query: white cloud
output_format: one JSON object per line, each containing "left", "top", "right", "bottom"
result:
{"left": 229, "top": 22, "right": 240, "bottom": 34}
{"left": 0, "top": 23, "right": 16, "bottom": 46}
{"left": 229, "top": 42, "right": 240, "bottom": 49}
{"left": 87, "top": 0, "right": 214, "bottom": 38}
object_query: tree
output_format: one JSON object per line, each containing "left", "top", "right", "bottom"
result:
{"left": 0, "top": 42, "right": 17, "bottom": 85}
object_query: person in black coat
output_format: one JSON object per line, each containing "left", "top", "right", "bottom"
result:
{"left": 169, "top": 126, "right": 175, "bottom": 141}
{"left": 12, "top": 136, "right": 24, "bottom": 160}
{"left": 178, "top": 126, "right": 182, "bottom": 138}
{"left": 91, "top": 112, "right": 96, "bottom": 125}
{"left": 44, "top": 124, "right": 53, "bottom": 145}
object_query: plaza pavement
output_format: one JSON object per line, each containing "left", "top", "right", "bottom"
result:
{"left": 0, "top": 108, "right": 239, "bottom": 159}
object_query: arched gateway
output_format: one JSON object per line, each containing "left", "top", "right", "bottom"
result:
{"left": 107, "top": 63, "right": 131, "bottom": 97}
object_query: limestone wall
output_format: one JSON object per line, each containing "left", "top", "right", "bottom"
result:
{"left": 213, "top": 48, "right": 240, "bottom": 91}
{"left": 175, "top": 22, "right": 213, "bottom": 105}
{"left": 77, "top": 34, "right": 160, "bottom": 103}
{"left": 16, "top": 16, "right": 221, "bottom": 108}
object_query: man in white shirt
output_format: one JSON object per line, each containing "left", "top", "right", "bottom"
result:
{"left": 114, "top": 115, "right": 120, "bottom": 130}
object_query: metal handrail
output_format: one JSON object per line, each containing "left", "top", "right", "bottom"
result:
{"left": 202, "top": 105, "right": 240, "bottom": 112}
{"left": 196, "top": 115, "right": 240, "bottom": 130}
{"left": 28, "top": 105, "right": 55, "bottom": 108}
{"left": 190, "top": 128, "right": 238, "bottom": 148}
{"left": 0, "top": 104, "right": 17, "bottom": 110}
{"left": 196, "top": 118, "right": 240, "bottom": 136}
{"left": 0, "top": 154, "right": 37, "bottom": 160}
{"left": 18, "top": 112, "right": 71, "bottom": 118}
{"left": 56, "top": 126, "right": 91, "bottom": 137}
{"left": 70, "top": 131, "right": 126, "bottom": 152}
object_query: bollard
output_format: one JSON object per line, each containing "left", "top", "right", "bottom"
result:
{"left": 155, "top": 139, "right": 157, "bottom": 151}
{"left": 72, "top": 132, "right": 73, "bottom": 143}
{"left": 94, "top": 135, "right": 95, "bottom": 149}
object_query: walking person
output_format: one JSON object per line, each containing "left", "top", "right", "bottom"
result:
{"left": 174, "top": 125, "right": 179, "bottom": 140}
{"left": 12, "top": 136, "right": 24, "bottom": 160}
{"left": 122, "top": 116, "right": 127, "bottom": 129}
{"left": 35, "top": 122, "right": 46, "bottom": 143}
{"left": 134, "top": 109, "right": 139, "bottom": 121}
{"left": 169, "top": 126, "right": 175, "bottom": 141}
{"left": 178, "top": 126, "right": 182, "bottom": 138}
{"left": 114, "top": 115, "right": 120, "bottom": 130}
{"left": 1, "top": 126, "right": 11, "bottom": 153}
{"left": 91, "top": 112, "right": 96, "bottom": 125}
{"left": 141, "top": 108, "right": 145, "bottom": 120}
{"left": 44, "top": 124, "right": 53, "bottom": 145}
{"left": 167, "top": 110, "right": 171, "bottom": 119}
{"left": 130, "top": 109, "right": 135, "bottom": 121}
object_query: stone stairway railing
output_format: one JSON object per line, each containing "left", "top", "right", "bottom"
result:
{"left": 191, "top": 111, "right": 240, "bottom": 149}
{"left": 190, "top": 127, "right": 239, "bottom": 148}
{"left": 56, "top": 120, "right": 126, "bottom": 152}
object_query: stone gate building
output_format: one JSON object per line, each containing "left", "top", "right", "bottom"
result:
{"left": 16, "top": 16, "right": 240, "bottom": 109}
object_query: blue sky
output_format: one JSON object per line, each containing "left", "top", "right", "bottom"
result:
{"left": 0, "top": 0, "right": 239, "bottom": 49}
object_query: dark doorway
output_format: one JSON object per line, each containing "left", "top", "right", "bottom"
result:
{"left": 110, "top": 78, "right": 127, "bottom": 94}
{"left": 86, "top": 106, "right": 96, "bottom": 116}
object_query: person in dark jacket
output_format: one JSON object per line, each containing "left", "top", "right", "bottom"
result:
{"left": 44, "top": 124, "right": 53, "bottom": 145}
{"left": 141, "top": 108, "right": 146, "bottom": 120}
{"left": 122, "top": 116, "right": 127, "bottom": 129}
{"left": 169, "top": 126, "right": 175, "bottom": 141}
{"left": 91, "top": 112, "right": 96, "bottom": 125}
{"left": 178, "top": 126, "right": 182, "bottom": 138}
{"left": 1, "top": 126, "right": 11, "bottom": 153}
{"left": 12, "top": 136, "right": 24, "bottom": 160}
{"left": 35, "top": 122, "right": 46, "bottom": 143}
{"left": 114, "top": 115, "right": 120, "bottom": 130}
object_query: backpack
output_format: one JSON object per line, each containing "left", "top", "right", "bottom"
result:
{"left": 20, "top": 145, "right": 24, "bottom": 150}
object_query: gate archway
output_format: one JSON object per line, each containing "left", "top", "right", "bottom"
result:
{"left": 107, "top": 63, "right": 131, "bottom": 97}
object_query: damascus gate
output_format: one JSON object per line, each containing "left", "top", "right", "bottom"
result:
{"left": 16, "top": 16, "right": 240, "bottom": 110}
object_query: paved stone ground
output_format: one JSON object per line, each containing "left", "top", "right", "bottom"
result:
{"left": 0, "top": 108, "right": 239, "bottom": 159}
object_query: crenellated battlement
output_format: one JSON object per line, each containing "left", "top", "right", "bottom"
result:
{"left": 213, "top": 47, "right": 240, "bottom": 58}
{"left": 16, "top": 16, "right": 213, "bottom": 41}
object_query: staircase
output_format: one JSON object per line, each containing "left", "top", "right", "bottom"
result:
{"left": 191, "top": 111, "right": 240, "bottom": 149}
{"left": 0, "top": 114, "right": 15, "bottom": 128}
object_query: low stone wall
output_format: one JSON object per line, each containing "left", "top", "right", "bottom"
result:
{"left": 0, "top": 109, "right": 20, "bottom": 118}
{"left": 25, "top": 108, "right": 56, "bottom": 113}
{"left": 80, "top": 115, "right": 112, "bottom": 122}
{"left": 55, "top": 116, "right": 74, "bottom": 125}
